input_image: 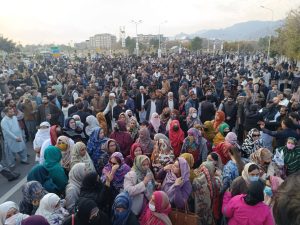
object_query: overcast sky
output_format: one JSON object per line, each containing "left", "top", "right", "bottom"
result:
{"left": 1, "top": 0, "right": 299, "bottom": 45}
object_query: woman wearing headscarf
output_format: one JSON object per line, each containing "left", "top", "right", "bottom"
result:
{"left": 192, "top": 161, "right": 221, "bottom": 225}
{"left": 213, "top": 132, "right": 239, "bottom": 165}
{"left": 70, "top": 142, "right": 95, "bottom": 172}
{"left": 0, "top": 201, "right": 28, "bottom": 225}
{"left": 151, "top": 139, "right": 175, "bottom": 178}
{"left": 140, "top": 191, "right": 172, "bottom": 225}
{"left": 101, "top": 152, "right": 131, "bottom": 198}
{"left": 148, "top": 113, "right": 166, "bottom": 139}
{"left": 112, "top": 192, "right": 139, "bottom": 225}
{"left": 78, "top": 172, "right": 112, "bottom": 215}
{"left": 27, "top": 164, "right": 59, "bottom": 194}
{"left": 96, "top": 112, "right": 108, "bottom": 136}
{"left": 124, "top": 155, "right": 155, "bottom": 216}
{"left": 161, "top": 157, "right": 192, "bottom": 209}
{"left": 39, "top": 125, "right": 63, "bottom": 165}
{"left": 85, "top": 115, "right": 100, "bottom": 137}
{"left": 213, "top": 122, "right": 230, "bottom": 146}
{"left": 87, "top": 127, "right": 108, "bottom": 175}
{"left": 202, "top": 121, "right": 216, "bottom": 144}
{"left": 221, "top": 147, "right": 244, "bottom": 194}
{"left": 62, "top": 198, "right": 111, "bottom": 225}
{"left": 241, "top": 128, "right": 263, "bottom": 159}
{"left": 180, "top": 153, "right": 197, "bottom": 182}
{"left": 264, "top": 175, "right": 284, "bottom": 207}
{"left": 110, "top": 120, "right": 134, "bottom": 157}
{"left": 168, "top": 120, "right": 185, "bottom": 157}
{"left": 153, "top": 133, "right": 170, "bottom": 145}
{"left": 35, "top": 193, "right": 69, "bottom": 225}
{"left": 222, "top": 181, "right": 275, "bottom": 225}
{"left": 230, "top": 162, "right": 260, "bottom": 197}
{"left": 186, "top": 107, "right": 201, "bottom": 129}
{"left": 160, "top": 107, "right": 172, "bottom": 132}
{"left": 181, "top": 128, "right": 208, "bottom": 168}
{"left": 97, "top": 139, "right": 121, "bottom": 173}
{"left": 21, "top": 215, "right": 50, "bottom": 225}
{"left": 125, "top": 143, "right": 143, "bottom": 167}
{"left": 250, "top": 148, "right": 274, "bottom": 179}
{"left": 65, "top": 163, "right": 87, "bottom": 213}
{"left": 128, "top": 117, "right": 140, "bottom": 141}
{"left": 19, "top": 181, "right": 47, "bottom": 216}
{"left": 135, "top": 128, "right": 154, "bottom": 157}
{"left": 56, "top": 136, "right": 74, "bottom": 172}
{"left": 277, "top": 137, "right": 300, "bottom": 176}
{"left": 43, "top": 146, "right": 68, "bottom": 194}
{"left": 212, "top": 110, "right": 225, "bottom": 132}
{"left": 33, "top": 122, "right": 50, "bottom": 162}
{"left": 63, "top": 117, "right": 86, "bottom": 143}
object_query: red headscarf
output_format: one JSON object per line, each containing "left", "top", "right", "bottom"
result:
{"left": 140, "top": 191, "right": 172, "bottom": 225}
{"left": 130, "top": 143, "right": 143, "bottom": 160}
{"left": 213, "top": 111, "right": 225, "bottom": 131}
{"left": 50, "top": 125, "right": 59, "bottom": 145}
{"left": 169, "top": 120, "right": 185, "bottom": 157}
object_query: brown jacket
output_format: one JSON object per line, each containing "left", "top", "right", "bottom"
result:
{"left": 21, "top": 101, "right": 37, "bottom": 121}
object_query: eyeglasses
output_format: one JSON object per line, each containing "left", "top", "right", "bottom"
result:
{"left": 110, "top": 161, "right": 118, "bottom": 166}
{"left": 252, "top": 134, "right": 260, "bottom": 137}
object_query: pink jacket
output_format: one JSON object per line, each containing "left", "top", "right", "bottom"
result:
{"left": 222, "top": 192, "right": 275, "bottom": 225}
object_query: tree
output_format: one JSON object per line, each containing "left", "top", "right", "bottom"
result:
{"left": 275, "top": 7, "right": 300, "bottom": 60}
{"left": 0, "top": 37, "right": 18, "bottom": 53}
{"left": 125, "top": 36, "right": 136, "bottom": 54}
{"left": 190, "top": 37, "right": 202, "bottom": 51}
{"left": 149, "top": 39, "right": 159, "bottom": 49}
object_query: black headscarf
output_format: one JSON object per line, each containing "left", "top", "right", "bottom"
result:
{"left": 80, "top": 172, "right": 101, "bottom": 192}
{"left": 76, "top": 198, "right": 98, "bottom": 224}
{"left": 244, "top": 180, "right": 265, "bottom": 206}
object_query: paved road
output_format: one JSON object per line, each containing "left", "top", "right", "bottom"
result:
{"left": 0, "top": 142, "right": 36, "bottom": 204}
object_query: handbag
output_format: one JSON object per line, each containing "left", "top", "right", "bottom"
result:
{"left": 169, "top": 203, "right": 198, "bottom": 225}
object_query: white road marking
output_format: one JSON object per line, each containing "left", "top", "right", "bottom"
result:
{"left": 0, "top": 176, "right": 27, "bottom": 204}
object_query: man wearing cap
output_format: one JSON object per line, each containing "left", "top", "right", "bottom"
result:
{"left": 103, "top": 92, "right": 117, "bottom": 130}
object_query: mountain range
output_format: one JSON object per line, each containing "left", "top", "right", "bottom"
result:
{"left": 174, "top": 20, "right": 284, "bottom": 41}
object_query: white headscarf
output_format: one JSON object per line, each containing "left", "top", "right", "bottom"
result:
{"left": 70, "top": 142, "right": 95, "bottom": 172}
{"left": 4, "top": 213, "right": 29, "bottom": 225}
{"left": 66, "top": 163, "right": 86, "bottom": 190}
{"left": 35, "top": 193, "right": 68, "bottom": 225}
{"left": 150, "top": 112, "right": 160, "bottom": 133}
{"left": 85, "top": 115, "right": 99, "bottom": 136}
{"left": 0, "top": 201, "right": 19, "bottom": 225}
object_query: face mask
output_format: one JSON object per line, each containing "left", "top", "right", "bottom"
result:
{"left": 192, "top": 113, "right": 197, "bottom": 119}
{"left": 57, "top": 143, "right": 68, "bottom": 151}
{"left": 173, "top": 125, "right": 179, "bottom": 131}
{"left": 249, "top": 175, "right": 259, "bottom": 182}
{"left": 264, "top": 186, "right": 273, "bottom": 197}
{"left": 149, "top": 203, "right": 156, "bottom": 212}
{"left": 287, "top": 143, "right": 295, "bottom": 150}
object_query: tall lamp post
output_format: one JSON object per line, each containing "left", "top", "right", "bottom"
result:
{"left": 158, "top": 20, "right": 167, "bottom": 58}
{"left": 260, "top": 5, "right": 274, "bottom": 61}
{"left": 131, "top": 20, "right": 142, "bottom": 56}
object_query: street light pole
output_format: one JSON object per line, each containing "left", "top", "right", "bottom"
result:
{"left": 261, "top": 5, "right": 274, "bottom": 61}
{"left": 158, "top": 20, "right": 167, "bottom": 58}
{"left": 131, "top": 20, "right": 142, "bottom": 56}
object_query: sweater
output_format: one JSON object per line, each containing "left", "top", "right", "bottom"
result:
{"left": 222, "top": 192, "right": 275, "bottom": 225}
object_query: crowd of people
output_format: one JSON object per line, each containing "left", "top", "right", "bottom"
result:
{"left": 0, "top": 52, "right": 299, "bottom": 225}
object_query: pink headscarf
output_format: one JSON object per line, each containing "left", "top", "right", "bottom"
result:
{"left": 270, "top": 176, "right": 284, "bottom": 192}
{"left": 150, "top": 112, "right": 161, "bottom": 133}
{"left": 225, "top": 132, "right": 239, "bottom": 147}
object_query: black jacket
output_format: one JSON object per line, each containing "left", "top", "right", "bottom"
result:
{"left": 135, "top": 93, "right": 149, "bottom": 111}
